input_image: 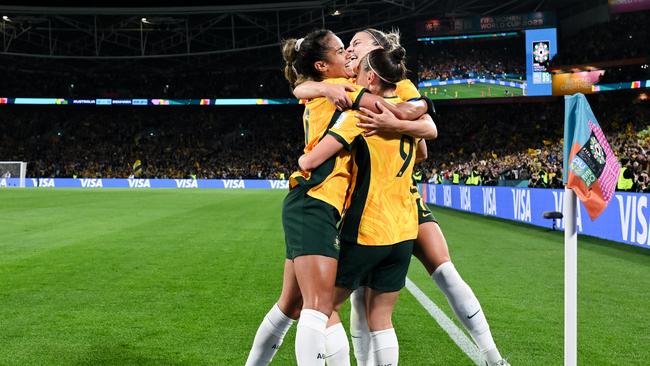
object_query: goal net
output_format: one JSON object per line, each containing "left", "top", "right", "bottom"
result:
{"left": 0, "top": 161, "right": 27, "bottom": 188}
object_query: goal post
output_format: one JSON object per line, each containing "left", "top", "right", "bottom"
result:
{"left": 0, "top": 161, "right": 27, "bottom": 188}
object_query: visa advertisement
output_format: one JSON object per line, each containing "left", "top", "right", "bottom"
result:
{"left": 420, "top": 184, "right": 650, "bottom": 249}
{"left": 0, "top": 178, "right": 290, "bottom": 190}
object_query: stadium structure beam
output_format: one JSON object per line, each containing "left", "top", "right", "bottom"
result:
{"left": 380, "top": 0, "right": 416, "bottom": 10}
{"left": 0, "top": 3, "right": 328, "bottom": 15}
{"left": 149, "top": 14, "right": 230, "bottom": 55}
{"left": 5, "top": 0, "right": 552, "bottom": 59}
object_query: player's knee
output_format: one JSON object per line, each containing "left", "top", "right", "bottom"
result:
{"left": 432, "top": 257, "right": 452, "bottom": 271}
{"left": 302, "top": 295, "right": 333, "bottom": 317}
{"left": 367, "top": 314, "right": 393, "bottom": 332}
{"left": 277, "top": 295, "right": 303, "bottom": 320}
{"left": 413, "top": 247, "right": 440, "bottom": 275}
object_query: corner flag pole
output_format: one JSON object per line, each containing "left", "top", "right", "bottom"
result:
{"left": 563, "top": 187, "right": 577, "bottom": 366}
{"left": 563, "top": 93, "right": 620, "bottom": 366}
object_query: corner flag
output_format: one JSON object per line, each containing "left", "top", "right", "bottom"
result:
{"left": 562, "top": 93, "right": 621, "bottom": 366}
{"left": 563, "top": 93, "right": 620, "bottom": 220}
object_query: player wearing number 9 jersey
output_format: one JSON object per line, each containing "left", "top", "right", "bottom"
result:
{"left": 246, "top": 29, "right": 432, "bottom": 366}
{"left": 296, "top": 28, "right": 509, "bottom": 366}
{"left": 299, "top": 47, "right": 421, "bottom": 366}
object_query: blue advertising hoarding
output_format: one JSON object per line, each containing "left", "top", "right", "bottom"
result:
{"left": 420, "top": 184, "right": 649, "bottom": 249}
{"left": 0, "top": 178, "right": 290, "bottom": 190}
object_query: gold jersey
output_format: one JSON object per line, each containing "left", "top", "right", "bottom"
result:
{"left": 290, "top": 78, "right": 367, "bottom": 215}
{"left": 328, "top": 96, "right": 418, "bottom": 246}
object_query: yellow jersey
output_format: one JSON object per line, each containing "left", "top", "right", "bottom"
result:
{"left": 395, "top": 79, "right": 421, "bottom": 101}
{"left": 345, "top": 78, "right": 420, "bottom": 101}
{"left": 290, "top": 78, "right": 368, "bottom": 215}
{"left": 328, "top": 96, "right": 418, "bottom": 246}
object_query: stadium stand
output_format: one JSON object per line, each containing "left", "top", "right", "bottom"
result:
{"left": 1, "top": 91, "right": 647, "bottom": 191}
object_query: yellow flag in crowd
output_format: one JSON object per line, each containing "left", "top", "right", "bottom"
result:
{"left": 132, "top": 159, "right": 142, "bottom": 177}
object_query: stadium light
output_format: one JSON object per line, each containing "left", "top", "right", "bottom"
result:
{"left": 141, "top": 17, "right": 153, "bottom": 24}
{"left": 2, "top": 15, "right": 11, "bottom": 22}
{"left": 331, "top": 10, "right": 341, "bottom": 16}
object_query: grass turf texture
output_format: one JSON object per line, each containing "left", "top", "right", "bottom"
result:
{"left": 1, "top": 189, "right": 648, "bottom": 365}
{"left": 419, "top": 83, "right": 524, "bottom": 100}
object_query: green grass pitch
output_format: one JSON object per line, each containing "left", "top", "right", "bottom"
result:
{"left": 1, "top": 189, "right": 649, "bottom": 365}
{"left": 419, "top": 82, "right": 525, "bottom": 100}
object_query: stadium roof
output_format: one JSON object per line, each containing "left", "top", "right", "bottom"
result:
{"left": 0, "top": 0, "right": 596, "bottom": 60}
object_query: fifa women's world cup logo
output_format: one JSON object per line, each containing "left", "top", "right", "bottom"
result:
{"left": 570, "top": 130, "right": 608, "bottom": 189}
{"left": 532, "top": 41, "right": 550, "bottom": 72}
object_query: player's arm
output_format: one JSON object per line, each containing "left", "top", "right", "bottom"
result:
{"left": 299, "top": 113, "right": 362, "bottom": 171}
{"left": 356, "top": 102, "right": 438, "bottom": 139}
{"left": 293, "top": 80, "right": 418, "bottom": 120}
{"left": 293, "top": 81, "right": 356, "bottom": 110}
{"left": 394, "top": 99, "right": 428, "bottom": 120}
{"left": 298, "top": 136, "right": 344, "bottom": 171}
{"left": 415, "top": 139, "right": 428, "bottom": 163}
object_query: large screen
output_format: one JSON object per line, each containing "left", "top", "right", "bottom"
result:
{"left": 417, "top": 28, "right": 557, "bottom": 99}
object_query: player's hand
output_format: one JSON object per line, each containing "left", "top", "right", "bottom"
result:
{"left": 356, "top": 102, "right": 402, "bottom": 137}
{"left": 395, "top": 99, "right": 426, "bottom": 120}
{"left": 324, "top": 84, "right": 355, "bottom": 111}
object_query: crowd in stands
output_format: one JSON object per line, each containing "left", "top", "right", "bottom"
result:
{"left": 0, "top": 65, "right": 291, "bottom": 99}
{"left": 417, "top": 92, "right": 649, "bottom": 192}
{"left": 418, "top": 38, "right": 525, "bottom": 81}
{"left": 551, "top": 10, "right": 649, "bottom": 66}
{"left": 0, "top": 106, "right": 302, "bottom": 180}
{"left": 1, "top": 91, "right": 647, "bottom": 192}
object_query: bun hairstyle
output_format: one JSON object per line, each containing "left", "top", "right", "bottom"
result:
{"left": 281, "top": 29, "right": 334, "bottom": 89}
{"left": 363, "top": 46, "right": 407, "bottom": 88}
{"left": 362, "top": 28, "right": 401, "bottom": 51}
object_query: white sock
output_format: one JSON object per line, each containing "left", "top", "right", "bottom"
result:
{"left": 432, "top": 261, "right": 502, "bottom": 364}
{"left": 371, "top": 328, "right": 399, "bottom": 366}
{"left": 350, "top": 287, "right": 374, "bottom": 366}
{"left": 295, "top": 309, "right": 328, "bottom": 366}
{"left": 245, "top": 304, "right": 295, "bottom": 366}
{"left": 325, "top": 323, "right": 351, "bottom": 366}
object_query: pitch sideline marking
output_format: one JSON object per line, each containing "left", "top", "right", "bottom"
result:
{"left": 405, "top": 277, "right": 483, "bottom": 365}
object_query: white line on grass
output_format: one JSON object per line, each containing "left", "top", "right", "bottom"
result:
{"left": 405, "top": 277, "right": 483, "bottom": 365}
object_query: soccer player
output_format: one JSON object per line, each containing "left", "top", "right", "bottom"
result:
{"left": 294, "top": 28, "right": 510, "bottom": 366}
{"left": 299, "top": 47, "right": 427, "bottom": 366}
{"left": 245, "top": 29, "right": 435, "bottom": 366}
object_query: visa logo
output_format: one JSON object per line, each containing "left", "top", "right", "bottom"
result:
{"left": 511, "top": 189, "right": 531, "bottom": 222}
{"left": 269, "top": 180, "right": 289, "bottom": 189}
{"left": 428, "top": 184, "right": 437, "bottom": 204}
{"left": 32, "top": 178, "right": 55, "bottom": 187}
{"left": 222, "top": 179, "right": 245, "bottom": 189}
{"left": 128, "top": 178, "right": 151, "bottom": 188}
{"left": 459, "top": 186, "right": 471, "bottom": 211}
{"left": 482, "top": 187, "right": 497, "bottom": 216}
{"left": 175, "top": 179, "right": 198, "bottom": 188}
{"left": 80, "top": 178, "right": 103, "bottom": 188}
{"left": 552, "top": 191, "right": 583, "bottom": 232}
{"left": 443, "top": 185, "right": 452, "bottom": 207}
{"left": 616, "top": 194, "right": 650, "bottom": 246}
